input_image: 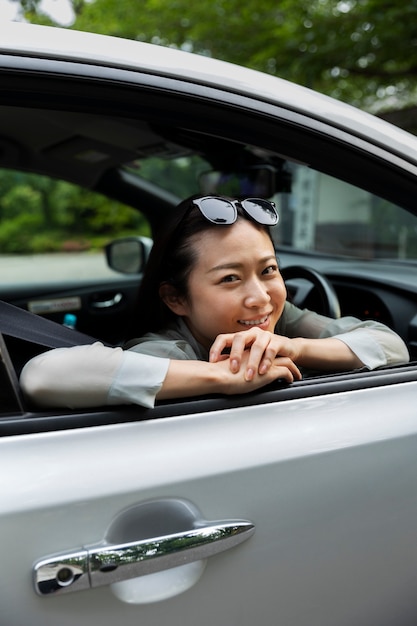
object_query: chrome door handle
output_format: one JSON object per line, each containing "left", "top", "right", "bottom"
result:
{"left": 91, "top": 292, "right": 123, "bottom": 309}
{"left": 34, "top": 519, "right": 254, "bottom": 596}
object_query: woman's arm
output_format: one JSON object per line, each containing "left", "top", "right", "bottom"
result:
{"left": 283, "top": 305, "right": 410, "bottom": 369}
{"left": 156, "top": 352, "right": 301, "bottom": 400}
{"left": 19, "top": 342, "right": 168, "bottom": 409}
{"left": 20, "top": 341, "right": 301, "bottom": 409}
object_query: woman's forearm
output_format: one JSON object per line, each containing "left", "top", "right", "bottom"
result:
{"left": 157, "top": 352, "right": 300, "bottom": 400}
{"left": 20, "top": 343, "right": 169, "bottom": 409}
{"left": 20, "top": 342, "right": 299, "bottom": 410}
{"left": 290, "top": 337, "right": 364, "bottom": 371}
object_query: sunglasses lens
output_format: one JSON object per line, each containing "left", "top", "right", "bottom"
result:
{"left": 242, "top": 198, "right": 279, "bottom": 225}
{"left": 197, "top": 197, "right": 236, "bottom": 224}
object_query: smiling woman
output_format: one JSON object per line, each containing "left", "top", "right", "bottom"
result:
{"left": 125, "top": 194, "right": 409, "bottom": 378}
{"left": 20, "top": 193, "right": 410, "bottom": 410}
{"left": 158, "top": 219, "right": 286, "bottom": 350}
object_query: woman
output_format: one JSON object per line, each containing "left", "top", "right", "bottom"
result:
{"left": 20, "top": 195, "right": 409, "bottom": 408}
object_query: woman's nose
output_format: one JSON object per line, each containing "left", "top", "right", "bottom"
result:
{"left": 244, "top": 279, "right": 270, "bottom": 307}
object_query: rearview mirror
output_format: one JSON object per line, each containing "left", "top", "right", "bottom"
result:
{"left": 199, "top": 165, "right": 281, "bottom": 198}
{"left": 105, "top": 236, "right": 152, "bottom": 274}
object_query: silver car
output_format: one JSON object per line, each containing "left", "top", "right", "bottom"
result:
{"left": 1, "top": 22, "right": 417, "bottom": 626}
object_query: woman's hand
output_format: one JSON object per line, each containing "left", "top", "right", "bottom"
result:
{"left": 214, "top": 350, "right": 301, "bottom": 392}
{"left": 209, "top": 327, "right": 300, "bottom": 381}
{"left": 210, "top": 326, "right": 367, "bottom": 376}
{"left": 158, "top": 350, "right": 300, "bottom": 401}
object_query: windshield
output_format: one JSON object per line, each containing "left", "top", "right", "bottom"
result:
{"left": 127, "top": 156, "right": 417, "bottom": 263}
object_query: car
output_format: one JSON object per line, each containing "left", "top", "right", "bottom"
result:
{"left": 1, "top": 21, "right": 417, "bottom": 626}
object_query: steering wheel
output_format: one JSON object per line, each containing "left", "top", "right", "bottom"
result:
{"left": 280, "top": 265, "right": 341, "bottom": 319}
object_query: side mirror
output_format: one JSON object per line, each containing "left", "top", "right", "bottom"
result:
{"left": 105, "top": 236, "right": 153, "bottom": 274}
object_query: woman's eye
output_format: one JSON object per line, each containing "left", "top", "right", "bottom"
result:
{"left": 263, "top": 264, "right": 278, "bottom": 275}
{"left": 220, "top": 274, "right": 239, "bottom": 283}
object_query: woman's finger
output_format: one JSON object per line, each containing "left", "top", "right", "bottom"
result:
{"left": 210, "top": 329, "right": 258, "bottom": 370}
{"left": 209, "top": 332, "right": 235, "bottom": 363}
{"left": 273, "top": 357, "right": 302, "bottom": 381}
{"left": 243, "top": 333, "right": 280, "bottom": 380}
{"left": 228, "top": 331, "right": 263, "bottom": 372}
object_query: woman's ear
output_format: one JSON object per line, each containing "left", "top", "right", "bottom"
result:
{"left": 159, "top": 282, "right": 189, "bottom": 316}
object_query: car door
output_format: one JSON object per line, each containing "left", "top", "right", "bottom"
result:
{"left": 2, "top": 361, "right": 417, "bottom": 626}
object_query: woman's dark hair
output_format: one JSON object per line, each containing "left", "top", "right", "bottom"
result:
{"left": 130, "top": 195, "right": 273, "bottom": 337}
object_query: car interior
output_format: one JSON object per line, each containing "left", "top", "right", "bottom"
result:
{"left": 0, "top": 84, "right": 417, "bottom": 432}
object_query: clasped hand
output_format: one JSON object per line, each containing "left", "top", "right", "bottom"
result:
{"left": 209, "top": 327, "right": 302, "bottom": 383}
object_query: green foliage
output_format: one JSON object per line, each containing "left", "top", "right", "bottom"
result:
{"left": 0, "top": 169, "right": 149, "bottom": 254}
{"left": 280, "top": 0, "right": 417, "bottom": 109}
{"left": 2, "top": 183, "right": 43, "bottom": 219}
{"left": 0, "top": 213, "right": 44, "bottom": 253}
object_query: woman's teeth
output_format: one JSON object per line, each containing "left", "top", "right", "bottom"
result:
{"left": 239, "top": 316, "right": 268, "bottom": 326}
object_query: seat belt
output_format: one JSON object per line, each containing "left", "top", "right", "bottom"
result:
{"left": 0, "top": 300, "right": 100, "bottom": 349}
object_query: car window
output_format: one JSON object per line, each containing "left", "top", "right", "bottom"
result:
{"left": 0, "top": 169, "right": 149, "bottom": 285}
{"left": 1, "top": 160, "right": 415, "bottom": 291}
{"left": 271, "top": 163, "right": 417, "bottom": 261}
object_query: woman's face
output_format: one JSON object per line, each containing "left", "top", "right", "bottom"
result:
{"left": 166, "top": 219, "right": 287, "bottom": 350}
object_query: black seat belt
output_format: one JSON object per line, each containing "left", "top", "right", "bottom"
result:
{"left": 0, "top": 300, "right": 100, "bottom": 349}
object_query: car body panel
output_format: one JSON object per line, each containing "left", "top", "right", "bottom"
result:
{"left": 2, "top": 380, "right": 417, "bottom": 626}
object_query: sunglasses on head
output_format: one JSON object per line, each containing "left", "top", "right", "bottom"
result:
{"left": 192, "top": 196, "right": 279, "bottom": 226}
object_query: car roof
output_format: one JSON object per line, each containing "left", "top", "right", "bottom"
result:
{"left": 1, "top": 22, "right": 417, "bottom": 164}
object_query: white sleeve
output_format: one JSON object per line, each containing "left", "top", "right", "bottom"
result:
{"left": 108, "top": 349, "right": 170, "bottom": 408}
{"left": 317, "top": 316, "right": 409, "bottom": 368}
{"left": 20, "top": 342, "right": 170, "bottom": 409}
{"left": 282, "top": 303, "right": 409, "bottom": 369}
